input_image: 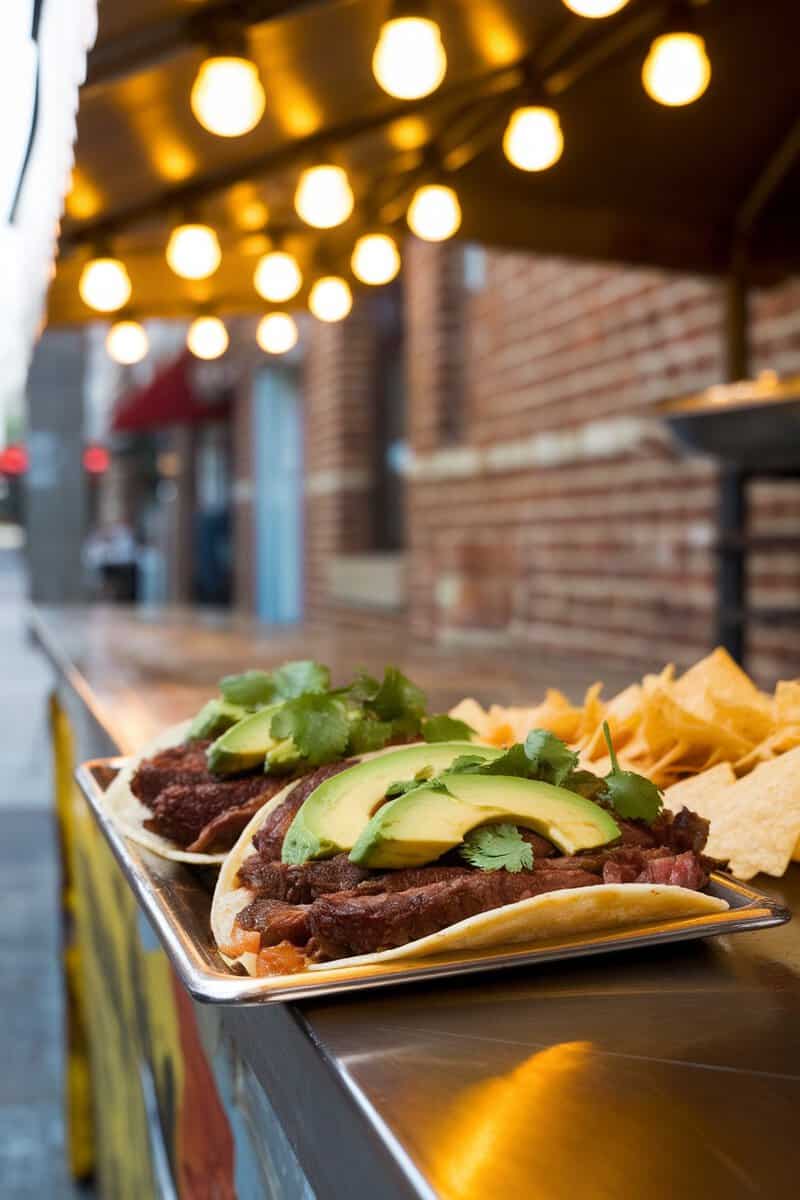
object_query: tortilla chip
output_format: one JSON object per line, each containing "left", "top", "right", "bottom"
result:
{"left": 683, "top": 746, "right": 800, "bottom": 879}
{"left": 663, "top": 763, "right": 737, "bottom": 811}
{"left": 582, "top": 683, "right": 643, "bottom": 759}
{"left": 774, "top": 680, "right": 800, "bottom": 725}
{"left": 641, "top": 685, "right": 753, "bottom": 762}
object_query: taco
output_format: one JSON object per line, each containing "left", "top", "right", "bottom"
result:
{"left": 103, "top": 661, "right": 470, "bottom": 865}
{"left": 211, "top": 727, "right": 728, "bottom": 978}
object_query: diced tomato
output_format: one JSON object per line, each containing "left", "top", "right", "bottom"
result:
{"left": 256, "top": 942, "right": 308, "bottom": 976}
{"left": 219, "top": 925, "right": 261, "bottom": 958}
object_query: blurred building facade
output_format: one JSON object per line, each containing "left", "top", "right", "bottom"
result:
{"left": 230, "top": 241, "right": 800, "bottom": 684}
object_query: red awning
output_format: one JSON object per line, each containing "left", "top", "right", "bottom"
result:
{"left": 111, "top": 352, "right": 230, "bottom": 433}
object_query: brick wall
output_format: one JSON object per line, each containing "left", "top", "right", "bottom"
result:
{"left": 290, "top": 240, "right": 800, "bottom": 683}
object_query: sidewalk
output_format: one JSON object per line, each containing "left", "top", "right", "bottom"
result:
{"left": 0, "top": 548, "right": 87, "bottom": 1198}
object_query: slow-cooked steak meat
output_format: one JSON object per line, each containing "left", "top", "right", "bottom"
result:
{"left": 237, "top": 854, "right": 372, "bottom": 902}
{"left": 307, "top": 866, "right": 602, "bottom": 960}
{"left": 250, "top": 759, "right": 358, "bottom": 861}
{"left": 651, "top": 807, "right": 711, "bottom": 855}
{"left": 130, "top": 741, "right": 212, "bottom": 807}
{"left": 186, "top": 793, "right": 276, "bottom": 854}
{"left": 143, "top": 776, "right": 283, "bottom": 847}
{"left": 236, "top": 898, "right": 311, "bottom": 946}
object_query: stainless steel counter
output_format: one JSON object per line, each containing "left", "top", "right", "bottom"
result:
{"left": 33, "top": 606, "right": 800, "bottom": 1200}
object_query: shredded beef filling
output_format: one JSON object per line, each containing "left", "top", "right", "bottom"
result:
{"left": 131, "top": 741, "right": 213, "bottom": 806}
{"left": 143, "top": 776, "right": 284, "bottom": 847}
{"left": 232, "top": 804, "right": 715, "bottom": 963}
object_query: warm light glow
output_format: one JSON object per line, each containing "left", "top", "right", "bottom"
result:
{"left": 351, "top": 233, "right": 401, "bottom": 285}
{"left": 190, "top": 56, "right": 266, "bottom": 137}
{"left": 503, "top": 106, "right": 564, "bottom": 172}
{"left": 308, "top": 276, "right": 352, "bottom": 323}
{"left": 294, "top": 165, "right": 354, "bottom": 229}
{"left": 407, "top": 184, "right": 461, "bottom": 241}
{"left": 254, "top": 251, "right": 303, "bottom": 302}
{"left": 105, "top": 320, "right": 149, "bottom": 365}
{"left": 562, "top": 0, "right": 629, "bottom": 16}
{"left": 187, "top": 316, "right": 229, "bottom": 359}
{"left": 372, "top": 17, "right": 447, "bottom": 100}
{"left": 257, "top": 312, "right": 299, "bottom": 355}
{"left": 642, "top": 33, "right": 711, "bottom": 107}
{"left": 79, "top": 258, "right": 132, "bottom": 313}
{"left": 166, "top": 224, "right": 221, "bottom": 280}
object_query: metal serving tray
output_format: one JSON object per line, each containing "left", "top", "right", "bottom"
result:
{"left": 76, "top": 756, "right": 792, "bottom": 1005}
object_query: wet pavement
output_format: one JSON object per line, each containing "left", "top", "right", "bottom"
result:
{"left": 0, "top": 548, "right": 88, "bottom": 1198}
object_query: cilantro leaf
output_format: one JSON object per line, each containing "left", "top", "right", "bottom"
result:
{"left": 347, "top": 716, "right": 395, "bottom": 754}
{"left": 370, "top": 667, "right": 427, "bottom": 721}
{"left": 219, "top": 670, "right": 276, "bottom": 707}
{"left": 422, "top": 715, "right": 475, "bottom": 743}
{"left": 602, "top": 721, "right": 663, "bottom": 822}
{"left": 271, "top": 660, "right": 330, "bottom": 699}
{"left": 447, "top": 753, "right": 494, "bottom": 774}
{"left": 344, "top": 670, "right": 381, "bottom": 703}
{"left": 563, "top": 768, "right": 608, "bottom": 802}
{"left": 524, "top": 729, "right": 579, "bottom": 787}
{"left": 459, "top": 824, "right": 534, "bottom": 873}
{"left": 270, "top": 695, "right": 350, "bottom": 766}
{"left": 386, "top": 771, "right": 451, "bottom": 799}
{"left": 464, "top": 743, "right": 533, "bottom": 778}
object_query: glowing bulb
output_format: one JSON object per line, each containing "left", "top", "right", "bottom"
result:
{"left": 562, "top": 0, "right": 629, "bottom": 16}
{"left": 254, "top": 251, "right": 302, "bottom": 302}
{"left": 372, "top": 17, "right": 447, "bottom": 100}
{"left": 407, "top": 184, "right": 461, "bottom": 242}
{"left": 79, "top": 257, "right": 131, "bottom": 313}
{"left": 351, "top": 234, "right": 401, "bottom": 285}
{"left": 294, "top": 165, "right": 354, "bottom": 229}
{"left": 187, "top": 316, "right": 229, "bottom": 360}
{"left": 642, "top": 33, "right": 711, "bottom": 107}
{"left": 106, "top": 320, "right": 148, "bottom": 365}
{"left": 166, "top": 224, "right": 221, "bottom": 279}
{"left": 190, "top": 56, "right": 266, "bottom": 137}
{"left": 257, "top": 312, "right": 298, "bottom": 355}
{"left": 309, "top": 277, "right": 352, "bottom": 323}
{"left": 503, "top": 106, "right": 564, "bottom": 172}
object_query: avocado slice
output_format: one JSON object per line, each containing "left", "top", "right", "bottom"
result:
{"left": 207, "top": 703, "right": 283, "bottom": 775}
{"left": 281, "top": 742, "right": 502, "bottom": 864}
{"left": 187, "top": 698, "right": 248, "bottom": 741}
{"left": 349, "top": 773, "right": 620, "bottom": 868}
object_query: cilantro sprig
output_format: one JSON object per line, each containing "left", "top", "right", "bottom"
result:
{"left": 220, "top": 660, "right": 330, "bottom": 707}
{"left": 459, "top": 824, "right": 534, "bottom": 873}
{"left": 601, "top": 721, "right": 663, "bottom": 822}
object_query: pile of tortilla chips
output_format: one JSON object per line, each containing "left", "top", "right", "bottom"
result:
{"left": 450, "top": 648, "right": 800, "bottom": 879}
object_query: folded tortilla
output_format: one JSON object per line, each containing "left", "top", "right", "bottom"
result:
{"left": 102, "top": 718, "right": 233, "bottom": 865}
{"left": 211, "top": 788, "right": 729, "bottom": 979}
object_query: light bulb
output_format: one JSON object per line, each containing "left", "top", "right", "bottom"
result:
{"left": 187, "top": 316, "right": 229, "bottom": 360}
{"left": 309, "top": 277, "right": 352, "bottom": 323}
{"left": 257, "top": 312, "right": 298, "bottom": 355}
{"left": 254, "top": 251, "right": 302, "bottom": 302}
{"left": 642, "top": 33, "right": 711, "bottom": 107}
{"left": 351, "top": 233, "right": 401, "bottom": 285}
{"left": 190, "top": 56, "right": 266, "bottom": 137}
{"left": 562, "top": 0, "right": 629, "bottom": 16}
{"left": 79, "top": 257, "right": 131, "bottom": 313}
{"left": 106, "top": 320, "right": 148, "bottom": 365}
{"left": 407, "top": 184, "right": 461, "bottom": 242}
{"left": 503, "top": 106, "right": 563, "bottom": 172}
{"left": 166, "top": 224, "right": 221, "bottom": 279}
{"left": 372, "top": 17, "right": 447, "bottom": 100}
{"left": 294, "top": 165, "right": 354, "bottom": 229}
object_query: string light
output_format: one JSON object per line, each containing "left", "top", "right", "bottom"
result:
{"left": 106, "top": 320, "right": 148, "bottom": 365}
{"left": 351, "top": 234, "right": 401, "bottom": 285}
{"left": 642, "top": 33, "right": 711, "bottom": 107}
{"left": 503, "top": 106, "right": 563, "bottom": 172}
{"left": 257, "top": 312, "right": 299, "bottom": 354}
{"left": 79, "top": 257, "right": 131, "bottom": 313}
{"left": 308, "top": 276, "right": 352, "bottom": 322}
{"left": 372, "top": 14, "right": 447, "bottom": 100}
{"left": 254, "top": 250, "right": 303, "bottom": 302}
{"left": 407, "top": 184, "right": 461, "bottom": 241}
{"left": 166, "top": 224, "right": 221, "bottom": 279}
{"left": 190, "top": 56, "right": 266, "bottom": 137}
{"left": 294, "top": 165, "right": 354, "bottom": 229}
{"left": 187, "top": 316, "right": 229, "bottom": 359}
{"left": 562, "top": 0, "right": 629, "bottom": 16}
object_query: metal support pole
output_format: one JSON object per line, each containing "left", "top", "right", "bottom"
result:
{"left": 714, "top": 271, "right": 749, "bottom": 663}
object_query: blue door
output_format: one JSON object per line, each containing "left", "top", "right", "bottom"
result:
{"left": 253, "top": 367, "right": 303, "bottom": 624}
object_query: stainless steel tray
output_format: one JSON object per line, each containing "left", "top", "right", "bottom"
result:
{"left": 75, "top": 756, "right": 792, "bottom": 1004}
